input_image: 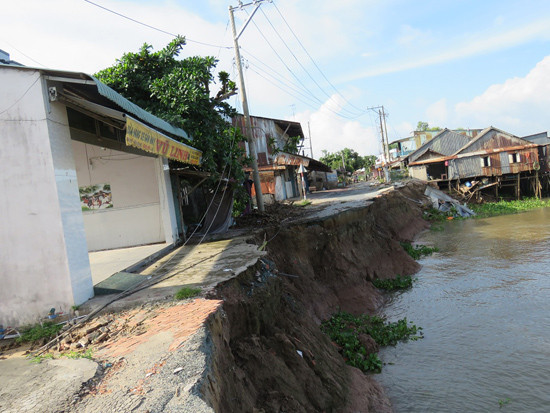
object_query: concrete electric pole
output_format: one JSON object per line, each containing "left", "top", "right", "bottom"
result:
{"left": 367, "top": 105, "right": 391, "bottom": 183}
{"left": 229, "top": 1, "right": 267, "bottom": 212}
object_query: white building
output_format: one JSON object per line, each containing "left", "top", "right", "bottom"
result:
{"left": 0, "top": 64, "right": 201, "bottom": 326}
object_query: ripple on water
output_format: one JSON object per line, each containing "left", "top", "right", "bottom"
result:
{"left": 378, "top": 209, "right": 550, "bottom": 412}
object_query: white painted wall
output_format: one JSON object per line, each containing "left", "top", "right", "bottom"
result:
{"left": 0, "top": 68, "right": 93, "bottom": 326}
{"left": 156, "top": 157, "right": 179, "bottom": 246}
{"left": 72, "top": 141, "right": 168, "bottom": 251}
{"left": 47, "top": 101, "right": 94, "bottom": 306}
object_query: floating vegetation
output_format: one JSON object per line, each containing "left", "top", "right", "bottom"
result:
{"left": 401, "top": 242, "right": 438, "bottom": 260}
{"left": 470, "top": 198, "right": 550, "bottom": 218}
{"left": 321, "top": 312, "right": 422, "bottom": 373}
{"left": 498, "top": 397, "right": 512, "bottom": 408}
{"left": 372, "top": 275, "right": 415, "bottom": 291}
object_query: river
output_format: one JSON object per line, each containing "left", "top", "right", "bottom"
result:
{"left": 378, "top": 207, "right": 550, "bottom": 412}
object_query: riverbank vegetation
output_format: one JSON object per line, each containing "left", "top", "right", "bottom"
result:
{"left": 401, "top": 242, "right": 438, "bottom": 259}
{"left": 372, "top": 275, "right": 414, "bottom": 291}
{"left": 469, "top": 198, "right": 550, "bottom": 218}
{"left": 321, "top": 312, "right": 422, "bottom": 373}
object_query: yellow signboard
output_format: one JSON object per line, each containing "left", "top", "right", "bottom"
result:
{"left": 125, "top": 116, "right": 202, "bottom": 165}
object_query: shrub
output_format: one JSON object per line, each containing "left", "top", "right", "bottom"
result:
{"left": 16, "top": 322, "right": 63, "bottom": 344}
{"left": 321, "top": 312, "right": 422, "bottom": 373}
{"left": 373, "top": 275, "right": 414, "bottom": 291}
{"left": 401, "top": 242, "right": 438, "bottom": 260}
{"left": 174, "top": 287, "right": 201, "bottom": 300}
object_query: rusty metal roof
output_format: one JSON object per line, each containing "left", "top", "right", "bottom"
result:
{"left": 453, "top": 126, "right": 525, "bottom": 155}
{"left": 408, "top": 129, "right": 470, "bottom": 163}
{"left": 274, "top": 152, "right": 332, "bottom": 172}
{"left": 409, "top": 127, "right": 540, "bottom": 166}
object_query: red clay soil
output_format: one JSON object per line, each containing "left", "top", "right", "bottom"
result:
{"left": 204, "top": 180, "right": 429, "bottom": 412}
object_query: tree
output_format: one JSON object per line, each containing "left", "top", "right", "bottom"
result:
{"left": 416, "top": 121, "right": 441, "bottom": 132}
{"left": 320, "top": 148, "right": 376, "bottom": 173}
{"left": 95, "top": 36, "right": 246, "bottom": 180}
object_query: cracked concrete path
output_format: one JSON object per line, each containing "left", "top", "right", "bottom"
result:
{"left": 0, "top": 357, "right": 98, "bottom": 413}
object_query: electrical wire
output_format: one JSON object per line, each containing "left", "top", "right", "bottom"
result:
{"left": 0, "top": 74, "right": 41, "bottom": 116}
{"left": 243, "top": 50, "right": 324, "bottom": 105}
{"left": 82, "top": 0, "right": 232, "bottom": 49}
{"left": 247, "top": 66, "right": 322, "bottom": 111}
{"left": 242, "top": 9, "right": 361, "bottom": 120}
{"left": 259, "top": 6, "right": 364, "bottom": 119}
{"left": 271, "top": 1, "right": 368, "bottom": 116}
{"left": 0, "top": 38, "right": 45, "bottom": 67}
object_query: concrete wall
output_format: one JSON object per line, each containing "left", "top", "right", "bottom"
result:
{"left": 0, "top": 68, "right": 93, "bottom": 326}
{"left": 409, "top": 165, "right": 428, "bottom": 181}
{"left": 72, "top": 141, "right": 171, "bottom": 251}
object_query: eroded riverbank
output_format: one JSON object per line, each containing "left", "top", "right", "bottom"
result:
{"left": 0, "top": 181, "right": 432, "bottom": 413}
{"left": 200, "top": 180, "right": 430, "bottom": 412}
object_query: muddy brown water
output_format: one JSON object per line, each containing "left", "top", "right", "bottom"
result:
{"left": 378, "top": 207, "right": 550, "bottom": 412}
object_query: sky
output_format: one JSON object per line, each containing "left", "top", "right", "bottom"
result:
{"left": 4, "top": 0, "right": 550, "bottom": 157}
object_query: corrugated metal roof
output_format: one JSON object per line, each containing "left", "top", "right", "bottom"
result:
{"left": 453, "top": 127, "right": 524, "bottom": 155}
{"left": 0, "top": 64, "right": 191, "bottom": 141}
{"left": 91, "top": 76, "right": 191, "bottom": 141}
{"left": 522, "top": 132, "right": 549, "bottom": 145}
{"left": 409, "top": 129, "right": 470, "bottom": 163}
{"left": 274, "top": 151, "right": 332, "bottom": 172}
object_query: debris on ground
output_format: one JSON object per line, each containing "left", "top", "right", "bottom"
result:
{"left": 234, "top": 201, "right": 307, "bottom": 228}
{"left": 425, "top": 185, "right": 475, "bottom": 218}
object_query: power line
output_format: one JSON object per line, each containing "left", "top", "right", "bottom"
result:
{"left": 271, "top": 1, "right": 367, "bottom": 116}
{"left": 0, "top": 39, "right": 45, "bottom": 67}
{"left": 243, "top": 48, "right": 324, "bottom": 105}
{"left": 259, "top": 6, "right": 364, "bottom": 118}
{"left": 82, "top": 0, "right": 232, "bottom": 49}
{"left": 248, "top": 66, "right": 320, "bottom": 111}
{"left": 245, "top": 57, "right": 324, "bottom": 105}
{"left": 241, "top": 11, "right": 359, "bottom": 120}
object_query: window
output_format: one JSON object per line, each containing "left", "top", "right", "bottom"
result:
{"left": 481, "top": 156, "right": 491, "bottom": 167}
{"left": 508, "top": 153, "right": 520, "bottom": 163}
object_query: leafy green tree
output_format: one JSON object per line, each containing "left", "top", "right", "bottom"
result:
{"left": 416, "top": 121, "right": 441, "bottom": 132}
{"left": 95, "top": 36, "right": 246, "bottom": 180}
{"left": 320, "top": 148, "right": 376, "bottom": 173}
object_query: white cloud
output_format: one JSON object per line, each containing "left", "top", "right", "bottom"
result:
{"left": 424, "top": 56, "right": 550, "bottom": 134}
{"left": 426, "top": 99, "right": 448, "bottom": 126}
{"left": 295, "top": 95, "right": 381, "bottom": 157}
{"left": 344, "top": 17, "right": 550, "bottom": 81}
{"left": 2, "top": 0, "right": 230, "bottom": 73}
{"left": 397, "top": 25, "right": 431, "bottom": 46}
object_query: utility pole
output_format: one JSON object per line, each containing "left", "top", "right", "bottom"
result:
{"left": 381, "top": 106, "right": 390, "bottom": 165}
{"left": 367, "top": 105, "right": 391, "bottom": 183}
{"left": 308, "top": 121, "right": 314, "bottom": 158}
{"left": 229, "top": 1, "right": 266, "bottom": 212}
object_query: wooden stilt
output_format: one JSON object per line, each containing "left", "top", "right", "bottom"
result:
{"left": 516, "top": 173, "right": 521, "bottom": 200}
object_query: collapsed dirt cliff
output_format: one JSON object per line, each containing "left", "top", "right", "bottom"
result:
{"left": 204, "top": 180, "right": 429, "bottom": 412}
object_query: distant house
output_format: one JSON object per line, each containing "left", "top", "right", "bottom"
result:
{"left": 446, "top": 127, "right": 540, "bottom": 180}
{"left": 408, "top": 126, "right": 545, "bottom": 199}
{"left": 408, "top": 129, "right": 472, "bottom": 180}
{"left": 409, "top": 127, "right": 540, "bottom": 180}
{"left": 391, "top": 128, "right": 482, "bottom": 161}
{"left": 233, "top": 115, "right": 331, "bottom": 202}
{"left": 1, "top": 63, "right": 201, "bottom": 326}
